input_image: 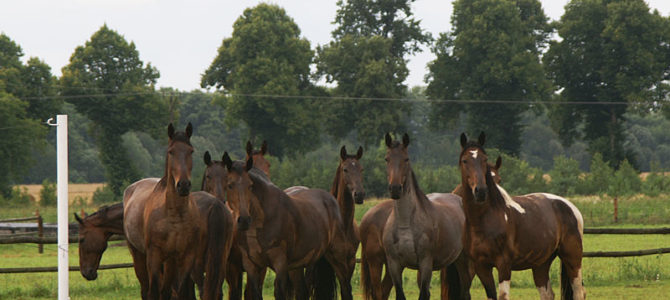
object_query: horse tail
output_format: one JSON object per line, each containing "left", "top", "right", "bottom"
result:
{"left": 444, "top": 263, "right": 464, "bottom": 300}
{"left": 360, "top": 249, "right": 373, "bottom": 300}
{"left": 311, "top": 256, "right": 336, "bottom": 300}
{"left": 203, "top": 202, "right": 232, "bottom": 300}
{"left": 561, "top": 261, "right": 573, "bottom": 300}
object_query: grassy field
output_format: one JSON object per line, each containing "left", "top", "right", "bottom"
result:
{"left": 1, "top": 188, "right": 669, "bottom": 299}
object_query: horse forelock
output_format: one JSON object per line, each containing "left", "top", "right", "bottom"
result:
{"left": 459, "top": 143, "right": 486, "bottom": 161}
{"left": 169, "top": 131, "right": 192, "bottom": 145}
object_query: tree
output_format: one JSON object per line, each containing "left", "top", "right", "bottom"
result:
{"left": 60, "top": 25, "right": 167, "bottom": 195}
{"left": 0, "top": 93, "right": 45, "bottom": 197}
{"left": 315, "top": 0, "right": 431, "bottom": 146}
{"left": 544, "top": 0, "right": 670, "bottom": 167}
{"left": 201, "top": 4, "right": 321, "bottom": 157}
{"left": 425, "top": 0, "right": 552, "bottom": 156}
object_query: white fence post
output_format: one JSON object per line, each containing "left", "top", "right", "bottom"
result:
{"left": 49, "top": 115, "right": 69, "bottom": 300}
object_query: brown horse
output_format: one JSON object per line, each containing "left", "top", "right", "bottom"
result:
{"left": 75, "top": 202, "right": 124, "bottom": 281}
{"left": 123, "top": 123, "right": 234, "bottom": 300}
{"left": 458, "top": 132, "right": 585, "bottom": 300}
{"left": 223, "top": 149, "right": 353, "bottom": 300}
{"left": 360, "top": 156, "right": 503, "bottom": 300}
{"left": 380, "top": 133, "right": 466, "bottom": 300}
{"left": 246, "top": 140, "right": 270, "bottom": 177}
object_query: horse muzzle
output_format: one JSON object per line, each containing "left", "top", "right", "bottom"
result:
{"left": 81, "top": 268, "right": 98, "bottom": 281}
{"left": 389, "top": 184, "right": 402, "bottom": 199}
{"left": 353, "top": 191, "right": 365, "bottom": 204}
{"left": 177, "top": 180, "right": 191, "bottom": 196}
{"left": 474, "top": 186, "right": 487, "bottom": 203}
{"left": 237, "top": 216, "right": 251, "bottom": 231}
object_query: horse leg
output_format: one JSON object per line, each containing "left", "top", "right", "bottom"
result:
{"left": 474, "top": 264, "right": 496, "bottom": 300}
{"left": 496, "top": 266, "right": 512, "bottom": 300}
{"left": 441, "top": 252, "right": 473, "bottom": 300}
{"left": 226, "top": 257, "right": 243, "bottom": 300}
{"left": 128, "top": 245, "right": 150, "bottom": 299}
{"left": 242, "top": 264, "right": 264, "bottom": 300}
{"left": 558, "top": 243, "right": 586, "bottom": 300}
{"left": 324, "top": 253, "right": 353, "bottom": 300}
{"left": 145, "top": 248, "right": 165, "bottom": 300}
{"left": 381, "top": 266, "right": 393, "bottom": 300}
{"left": 417, "top": 258, "right": 433, "bottom": 300}
{"left": 386, "top": 258, "right": 406, "bottom": 300}
{"left": 289, "top": 268, "right": 308, "bottom": 300}
{"left": 532, "top": 259, "right": 555, "bottom": 300}
{"left": 245, "top": 267, "right": 268, "bottom": 299}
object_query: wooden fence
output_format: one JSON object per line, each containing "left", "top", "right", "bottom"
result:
{"left": 0, "top": 226, "right": 669, "bottom": 274}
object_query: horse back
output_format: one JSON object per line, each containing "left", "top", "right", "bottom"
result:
{"left": 123, "top": 178, "right": 160, "bottom": 253}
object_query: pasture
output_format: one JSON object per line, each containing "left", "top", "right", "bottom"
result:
{"left": 1, "top": 191, "right": 669, "bottom": 299}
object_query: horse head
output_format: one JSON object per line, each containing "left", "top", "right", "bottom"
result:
{"left": 459, "top": 132, "right": 490, "bottom": 204}
{"left": 202, "top": 151, "right": 228, "bottom": 203}
{"left": 385, "top": 133, "right": 411, "bottom": 200}
{"left": 75, "top": 212, "right": 110, "bottom": 281}
{"left": 246, "top": 140, "right": 271, "bottom": 177}
{"left": 167, "top": 122, "right": 194, "bottom": 197}
{"left": 339, "top": 145, "right": 366, "bottom": 204}
{"left": 223, "top": 152, "right": 254, "bottom": 231}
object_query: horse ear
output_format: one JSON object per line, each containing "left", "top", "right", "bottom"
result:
{"left": 460, "top": 133, "right": 467, "bottom": 149}
{"left": 385, "top": 133, "right": 393, "bottom": 148}
{"left": 478, "top": 131, "right": 485, "bottom": 146}
{"left": 246, "top": 156, "right": 254, "bottom": 172}
{"left": 222, "top": 152, "right": 232, "bottom": 171}
{"left": 168, "top": 123, "right": 175, "bottom": 139}
{"left": 340, "top": 146, "right": 347, "bottom": 160}
{"left": 185, "top": 122, "right": 193, "bottom": 138}
{"left": 204, "top": 151, "right": 212, "bottom": 166}
{"left": 356, "top": 146, "right": 363, "bottom": 159}
{"left": 402, "top": 133, "right": 410, "bottom": 147}
{"left": 74, "top": 213, "right": 84, "bottom": 225}
{"left": 261, "top": 140, "right": 268, "bottom": 155}
{"left": 245, "top": 140, "right": 253, "bottom": 157}
{"left": 495, "top": 156, "right": 502, "bottom": 170}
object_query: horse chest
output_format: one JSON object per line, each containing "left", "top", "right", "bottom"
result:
{"left": 385, "top": 227, "right": 426, "bottom": 266}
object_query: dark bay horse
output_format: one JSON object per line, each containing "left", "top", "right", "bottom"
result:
{"left": 75, "top": 202, "right": 124, "bottom": 281}
{"left": 458, "top": 132, "right": 585, "bottom": 300}
{"left": 247, "top": 140, "right": 271, "bottom": 177}
{"left": 380, "top": 133, "right": 466, "bottom": 300}
{"left": 360, "top": 155, "right": 503, "bottom": 300}
{"left": 124, "top": 123, "right": 234, "bottom": 300}
{"left": 223, "top": 152, "right": 353, "bottom": 300}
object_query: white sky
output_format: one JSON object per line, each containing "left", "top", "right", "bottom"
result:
{"left": 1, "top": 0, "right": 669, "bottom": 91}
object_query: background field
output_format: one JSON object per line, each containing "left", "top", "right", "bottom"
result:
{"left": 1, "top": 185, "right": 669, "bottom": 299}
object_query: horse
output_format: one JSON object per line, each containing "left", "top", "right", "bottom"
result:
{"left": 223, "top": 149, "right": 353, "bottom": 300}
{"left": 380, "top": 133, "right": 466, "bottom": 300}
{"left": 202, "top": 149, "right": 268, "bottom": 300}
{"left": 247, "top": 140, "right": 271, "bottom": 177}
{"left": 359, "top": 156, "right": 503, "bottom": 300}
{"left": 123, "top": 123, "right": 234, "bottom": 300}
{"left": 75, "top": 202, "right": 124, "bottom": 281}
{"left": 458, "top": 132, "right": 585, "bottom": 300}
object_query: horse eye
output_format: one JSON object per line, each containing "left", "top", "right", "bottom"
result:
{"left": 462, "top": 160, "right": 467, "bottom": 164}
{"left": 384, "top": 158, "right": 389, "bottom": 162}
{"left": 404, "top": 158, "right": 409, "bottom": 162}
{"left": 343, "top": 168, "right": 348, "bottom": 173}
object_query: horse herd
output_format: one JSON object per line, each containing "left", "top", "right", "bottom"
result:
{"left": 75, "top": 123, "right": 586, "bottom": 300}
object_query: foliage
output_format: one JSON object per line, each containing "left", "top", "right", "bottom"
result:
{"left": 548, "top": 155, "right": 583, "bottom": 195}
{"left": 544, "top": 0, "right": 670, "bottom": 166}
{"left": 60, "top": 25, "right": 168, "bottom": 195}
{"left": 201, "top": 3, "right": 320, "bottom": 157}
{"left": 39, "top": 179, "right": 57, "bottom": 206}
{"left": 426, "top": 0, "right": 552, "bottom": 155}
{"left": 0, "top": 93, "right": 46, "bottom": 197}
{"left": 92, "top": 184, "right": 120, "bottom": 204}
{"left": 608, "top": 159, "right": 642, "bottom": 198}
{"left": 0, "top": 186, "right": 32, "bottom": 206}
{"left": 582, "top": 153, "right": 614, "bottom": 196}
{"left": 315, "top": 0, "right": 430, "bottom": 147}
{"left": 489, "top": 150, "right": 548, "bottom": 195}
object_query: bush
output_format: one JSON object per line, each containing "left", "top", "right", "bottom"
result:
{"left": 490, "top": 151, "right": 548, "bottom": 195}
{"left": 414, "top": 164, "right": 460, "bottom": 194}
{"left": 0, "top": 186, "right": 33, "bottom": 206}
{"left": 582, "top": 153, "right": 613, "bottom": 196}
{"left": 39, "top": 179, "right": 57, "bottom": 206}
{"left": 549, "top": 155, "right": 582, "bottom": 196}
{"left": 608, "top": 159, "right": 641, "bottom": 198}
{"left": 642, "top": 162, "right": 670, "bottom": 196}
{"left": 92, "top": 184, "right": 119, "bottom": 204}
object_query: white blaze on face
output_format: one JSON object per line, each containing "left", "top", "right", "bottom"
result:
{"left": 470, "top": 150, "right": 478, "bottom": 159}
{"left": 491, "top": 171, "right": 496, "bottom": 177}
{"left": 499, "top": 280, "right": 511, "bottom": 300}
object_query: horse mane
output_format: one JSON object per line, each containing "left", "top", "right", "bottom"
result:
{"left": 330, "top": 163, "right": 343, "bottom": 197}
{"left": 409, "top": 168, "right": 430, "bottom": 209}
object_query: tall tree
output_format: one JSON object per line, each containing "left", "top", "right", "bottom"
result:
{"left": 426, "top": 0, "right": 552, "bottom": 155}
{"left": 60, "top": 25, "right": 167, "bottom": 195}
{"left": 315, "top": 0, "right": 431, "bottom": 146}
{"left": 201, "top": 3, "right": 320, "bottom": 157}
{"left": 544, "top": 0, "right": 670, "bottom": 167}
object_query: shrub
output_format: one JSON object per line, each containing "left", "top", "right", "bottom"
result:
{"left": 608, "top": 159, "right": 641, "bottom": 198}
{"left": 491, "top": 151, "right": 548, "bottom": 195}
{"left": 549, "top": 155, "right": 582, "bottom": 196}
{"left": 0, "top": 186, "right": 33, "bottom": 206}
{"left": 92, "top": 184, "right": 119, "bottom": 204}
{"left": 39, "top": 179, "right": 57, "bottom": 206}
{"left": 414, "top": 163, "right": 460, "bottom": 194}
{"left": 582, "top": 153, "right": 613, "bottom": 196}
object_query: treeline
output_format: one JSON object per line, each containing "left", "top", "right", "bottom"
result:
{"left": 2, "top": 0, "right": 670, "bottom": 199}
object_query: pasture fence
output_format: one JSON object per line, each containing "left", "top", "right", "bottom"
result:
{"left": 0, "top": 226, "right": 668, "bottom": 274}
{"left": 0, "top": 211, "right": 44, "bottom": 253}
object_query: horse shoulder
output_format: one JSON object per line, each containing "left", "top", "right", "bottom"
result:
{"left": 123, "top": 178, "right": 160, "bottom": 252}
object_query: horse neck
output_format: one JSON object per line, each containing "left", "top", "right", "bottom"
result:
{"left": 394, "top": 168, "right": 430, "bottom": 229}
{"left": 331, "top": 166, "right": 355, "bottom": 230}
{"left": 459, "top": 175, "right": 507, "bottom": 231}
{"left": 89, "top": 215, "right": 125, "bottom": 236}
{"left": 164, "top": 175, "right": 192, "bottom": 215}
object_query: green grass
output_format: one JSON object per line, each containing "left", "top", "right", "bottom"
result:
{"left": 1, "top": 195, "right": 670, "bottom": 299}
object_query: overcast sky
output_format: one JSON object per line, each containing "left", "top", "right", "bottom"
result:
{"left": 2, "top": 0, "right": 669, "bottom": 91}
